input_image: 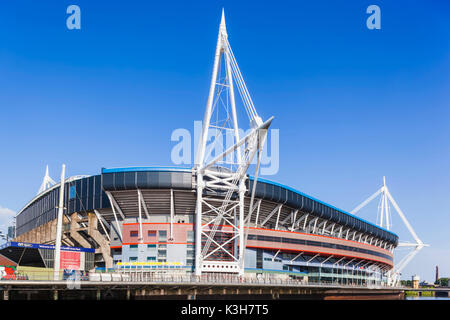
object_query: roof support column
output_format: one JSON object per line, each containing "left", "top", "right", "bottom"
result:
{"left": 106, "top": 192, "right": 123, "bottom": 241}
{"left": 274, "top": 205, "right": 282, "bottom": 230}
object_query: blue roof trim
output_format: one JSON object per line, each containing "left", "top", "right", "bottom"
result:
{"left": 102, "top": 166, "right": 192, "bottom": 174}
{"left": 248, "top": 175, "right": 398, "bottom": 238}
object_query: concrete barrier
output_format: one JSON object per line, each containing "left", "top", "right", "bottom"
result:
{"left": 89, "top": 273, "right": 101, "bottom": 281}
{"left": 100, "top": 273, "right": 112, "bottom": 281}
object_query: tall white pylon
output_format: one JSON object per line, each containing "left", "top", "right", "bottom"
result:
{"left": 194, "top": 10, "right": 273, "bottom": 276}
{"left": 351, "top": 177, "right": 428, "bottom": 286}
{"left": 38, "top": 165, "right": 56, "bottom": 195}
{"left": 54, "top": 164, "right": 66, "bottom": 281}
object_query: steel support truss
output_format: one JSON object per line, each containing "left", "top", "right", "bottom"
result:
{"left": 351, "top": 177, "right": 429, "bottom": 286}
{"left": 38, "top": 165, "right": 56, "bottom": 195}
{"left": 194, "top": 11, "right": 273, "bottom": 275}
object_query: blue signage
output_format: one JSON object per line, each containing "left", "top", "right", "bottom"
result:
{"left": 0, "top": 241, "right": 95, "bottom": 253}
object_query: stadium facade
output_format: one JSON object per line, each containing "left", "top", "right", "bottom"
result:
{"left": 13, "top": 11, "right": 399, "bottom": 286}
{"left": 14, "top": 166, "right": 398, "bottom": 285}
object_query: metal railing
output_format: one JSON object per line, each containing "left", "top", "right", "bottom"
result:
{"left": 1, "top": 270, "right": 398, "bottom": 289}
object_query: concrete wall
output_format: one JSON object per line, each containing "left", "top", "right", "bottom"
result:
{"left": 14, "top": 216, "right": 72, "bottom": 245}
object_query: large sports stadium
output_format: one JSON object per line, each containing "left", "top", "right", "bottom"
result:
{"left": 13, "top": 166, "right": 398, "bottom": 286}
{"left": 11, "top": 11, "right": 399, "bottom": 287}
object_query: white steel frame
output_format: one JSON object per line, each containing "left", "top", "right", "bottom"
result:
{"left": 38, "top": 165, "right": 56, "bottom": 195}
{"left": 53, "top": 164, "right": 66, "bottom": 280}
{"left": 351, "top": 177, "right": 428, "bottom": 286}
{"left": 194, "top": 11, "right": 273, "bottom": 275}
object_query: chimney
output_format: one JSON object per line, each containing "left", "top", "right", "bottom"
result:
{"left": 436, "top": 265, "right": 439, "bottom": 283}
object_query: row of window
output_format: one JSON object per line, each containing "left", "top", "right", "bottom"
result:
{"left": 129, "top": 230, "right": 195, "bottom": 242}
{"left": 129, "top": 256, "right": 166, "bottom": 262}
{"left": 264, "top": 257, "right": 282, "bottom": 263}
{"left": 130, "top": 230, "right": 167, "bottom": 239}
{"left": 247, "top": 234, "right": 392, "bottom": 261}
{"left": 128, "top": 242, "right": 167, "bottom": 261}
{"left": 126, "top": 241, "right": 194, "bottom": 265}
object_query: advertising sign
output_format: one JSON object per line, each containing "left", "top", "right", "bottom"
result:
{"left": 0, "top": 266, "right": 16, "bottom": 280}
{"left": 60, "top": 251, "right": 81, "bottom": 270}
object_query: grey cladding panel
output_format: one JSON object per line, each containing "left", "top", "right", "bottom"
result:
{"left": 124, "top": 172, "right": 136, "bottom": 189}
{"left": 102, "top": 173, "right": 114, "bottom": 190}
{"left": 102, "top": 170, "right": 193, "bottom": 191}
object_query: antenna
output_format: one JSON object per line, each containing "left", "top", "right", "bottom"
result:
{"left": 38, "top": 165, "right": 56, "bottom": 195}
{"left": 351, "top": 177, "right": 428, "bottom": 286}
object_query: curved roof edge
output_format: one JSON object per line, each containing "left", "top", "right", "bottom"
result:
{"left": 102, "top": 166, "right": 192, "bottom": 173}
{"left": 17, "top": 166, "right": 398, "bottom": 243}
{"left": 16, "top": 175, "right": 90, "bottom": 217}
{"left": 101, "top": 167, "right": 397, "bottom": 240}
{"left": 249, "top": 175, "right": 398, "bottom": 239}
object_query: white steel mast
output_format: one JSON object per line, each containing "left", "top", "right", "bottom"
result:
{"left": 38, "top": 165, "right": 56, "bottom": 195}
{"left": 351, "top": 177, "right": 428, "bottom": 286}
{"left": 53, "top": 164, "right": 66, "bottom": 281}
{"left": 194, "top": 10, "right": 273, "bottom": 276}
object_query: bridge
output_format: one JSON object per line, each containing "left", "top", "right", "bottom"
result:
{"left": 406, "top": 287, "right": 450, "bottom": 298}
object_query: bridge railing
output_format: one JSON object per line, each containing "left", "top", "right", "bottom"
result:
{"left": 1, "top": 270, "right": 399, "bottom": 289}
{"left": 85, "top": 271, "right": 391, "bottom": 288}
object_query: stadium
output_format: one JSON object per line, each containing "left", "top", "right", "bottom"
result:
{"left": 12, "top": 166, "right": 398, "bottom": 286}
{"left": 6, "top": 11, "right": 400, "bottom": 287}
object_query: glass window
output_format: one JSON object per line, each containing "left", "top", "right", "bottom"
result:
{"left": 129, "top": 245, "right": 138, "bottom": 251}
{"left": 256, "top": 249, "right": 263, "bottom": 269}
{"left": 186, "top": 258, "right": 194, "bottom": 265}
{"left": 147, "top": 256, "right": 156, "bottom": 261}
{"left": 129, "top": 257, "right": 137, "bottom": 261}
{"left": 158, "top": 250, "right": 167, "bottom": 258}
{"left": 187, "top": 231, "right": 194, "bottom": 242}
{"left": 158, "top": 230, "right": 167, "bottom": 241}
{"left": 130, "top": 231, "right": 138, "bottom": 237}
{"left": 148, "top": 230, "right": 156, "bottom": 237}
{"left": 147, "top": 244, "right": 156, "bottom": 249}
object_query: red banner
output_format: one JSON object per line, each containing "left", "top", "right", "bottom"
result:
{"left": 60, "top": 251, "right": 81, "bottom": 270}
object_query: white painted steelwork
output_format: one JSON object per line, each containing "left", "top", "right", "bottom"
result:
{"left": 351, "top": 177, "right": 428, "bottom": 286}
{"left": 38, "top": 165, "right": 56, "bottom": 195}
{"left": 53, "top": 164, "right": 66, "bottom": 281}
{"left": 194, "top": 10, "right": 273, "bottom": 275}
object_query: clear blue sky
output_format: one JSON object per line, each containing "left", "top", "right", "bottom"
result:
{"left": 0, "top": 1, "right": 448, "bottom": 282}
